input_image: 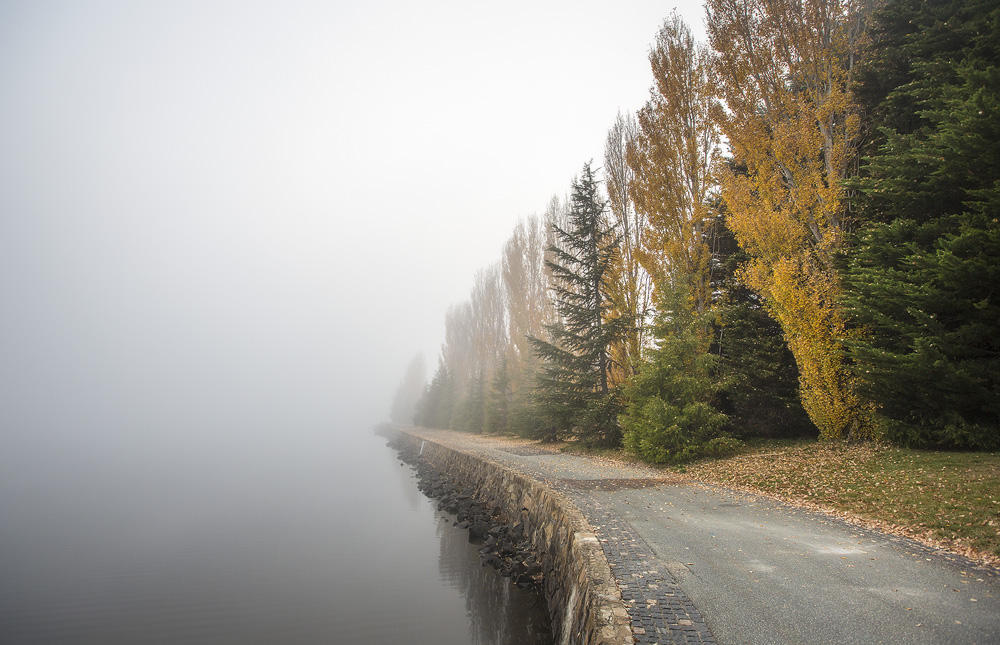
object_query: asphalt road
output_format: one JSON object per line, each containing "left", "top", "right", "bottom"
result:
{"left": 407, "top": 428, "right": 1000, "bottom": 645}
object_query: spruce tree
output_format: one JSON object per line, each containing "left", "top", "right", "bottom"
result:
{"left": 845, "top": 0, "right": 1000, "bottom": 448}
{"left": 529, "top": 163, "right": 624, "bottom": 445}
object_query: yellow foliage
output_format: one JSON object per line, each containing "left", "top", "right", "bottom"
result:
{"left": 706, "top": 0, "right": 875, "bottom": 441}
{"left": 741, "top": 256, "right": 871, "bottom": 440}
{"left": 628, "top": 14, "right": 719, "bottom": 320}
{"left": 604, "top": 113, "right": 653, "bottom": 386}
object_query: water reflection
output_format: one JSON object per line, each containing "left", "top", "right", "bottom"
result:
{"left": 0, "top": 432, "right": 553, "bottom": 644}
{"left": 435, "top": 512, "right": 552, "bottom": 645}
{"left": 393, "top": 453, "right": 426, "bottom": 511}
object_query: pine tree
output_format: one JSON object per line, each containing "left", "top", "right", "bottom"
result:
{"left": 845, "top": 0, "right": 1000, "bottom": 448}
{"left": 529, "top": 163, "right": 624, "bottom": 445}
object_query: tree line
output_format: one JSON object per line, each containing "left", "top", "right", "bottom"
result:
{"left": 403, "top": 0, "right": 998, "bottom": 461}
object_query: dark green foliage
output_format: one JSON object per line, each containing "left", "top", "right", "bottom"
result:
{"left": 711, "top": 217, "right": 814, "bottom": 438}
{"left": 508, "top": 395, "right": 547, "bottom": 439}
{"left": 854, "top": 0, "right": 994, "bottom": 158}
{"left": 845, "top": 0, "right": 1000, "bottom": 449}
{"left": 508, "top": 371, "right": 549, "bottom": 439}
{"left": 621, "top": 284, "right": 740, "bottom": 463}
{"left": 529, "top": 163, "right": 625, "bottom": 445}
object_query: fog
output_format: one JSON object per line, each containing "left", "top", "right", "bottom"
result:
{"left": 2, "top": 2, "right": 710, "bottom": 640}
{"left": 1, "top": 0, "right": 705, "bottom": 455}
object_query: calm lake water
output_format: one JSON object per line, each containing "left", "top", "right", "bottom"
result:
{"left": 0, "top": 430, "right": 551, "bottom": 644}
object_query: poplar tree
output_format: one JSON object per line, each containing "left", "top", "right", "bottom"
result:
{"left": 619, "top": 14, "right": 740, "bottom": 460}
{"left": 629, "top": 13, "right": 719, "bottom": 318}
{"left": 529, "top": 163, "right": 624, "bottom": 445}
{"left": 706, "top": 0, "right": 875, "bottom": 441}
{"left": 604, "top": 112, "right": 652, "bottom": 381}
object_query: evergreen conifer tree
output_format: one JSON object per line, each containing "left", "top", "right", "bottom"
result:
{"left": 529, "top": 163, "right": 624, "bottom": 445}
{"left": 389, "top": 354, "right": 427, "bottom": 425}
{"left": 711, "top": 214, "right": 813, "bottom": 438}
{"left": 453, "top": 371, "right": 486, "bottom": 433}
{"left": 620, "top": 282, "right": 738, "bottom": 464}
{"left": 845, "top": 0, "right": 1000, "bottom": 448}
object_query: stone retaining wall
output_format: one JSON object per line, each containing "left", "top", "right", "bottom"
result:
{"left": 396, "top": 429, "right": 633, "bottom": 645}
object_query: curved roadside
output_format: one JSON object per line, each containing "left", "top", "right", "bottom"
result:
{"left": 394, "top": 427, "right": 635, "bottom": 645}
{"left": 398, "top": 427, "right": 1000, "bottom": 645}
{"left": 680, "top": 443, "right": 1000, "bottom": 572}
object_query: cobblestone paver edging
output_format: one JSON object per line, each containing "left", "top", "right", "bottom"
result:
{"left": 398, "top": 427, "right": 716, "bottom": 645}
{"left": 571, "top": 495, "right": 714, "bottom": 645}
{"left": 500, "top": 457, "right": 715, "bottom": 644}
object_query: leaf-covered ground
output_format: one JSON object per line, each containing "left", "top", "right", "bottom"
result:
{"left": 680, "top": 441, "right": 1000, "bottom": 568}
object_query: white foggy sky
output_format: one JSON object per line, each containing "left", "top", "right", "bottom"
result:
{"left": 0, "top": 1, "right": 706, "bottom": 447}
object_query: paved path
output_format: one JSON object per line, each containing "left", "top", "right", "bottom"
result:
{"left": 406, "top": 428, "right": 1000, "bottom": 645}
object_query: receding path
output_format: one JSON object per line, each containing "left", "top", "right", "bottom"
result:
{"left": 404, "top": 428, "right": 1000, "bottom": 645}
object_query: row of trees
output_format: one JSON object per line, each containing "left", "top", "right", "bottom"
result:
{"left": 405, "top": 0, "right": 998, "bottom": 459}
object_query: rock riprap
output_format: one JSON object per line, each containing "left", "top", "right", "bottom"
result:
{"left": 391, "top": 436, "right": 544, "bottom": 590}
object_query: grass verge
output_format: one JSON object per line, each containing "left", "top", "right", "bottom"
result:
{"left": 680, "top": 440, "right": 1000, "bottom": 567}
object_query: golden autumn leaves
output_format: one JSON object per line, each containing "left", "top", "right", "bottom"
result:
{"left": 619, "top": 0, "right": 876, "bottom": 441}
{"left": 421, "top": 1, "right": 881, "bottom": 444}
{"left": 629, "top": 15, "right": 718, "bottom": 320}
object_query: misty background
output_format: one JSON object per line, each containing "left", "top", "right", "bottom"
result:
{"left": 0, "top": 2, "right": 703, "bottom": 640}
{"left": 1, "top": 1, "right": 705, "bottom": 453}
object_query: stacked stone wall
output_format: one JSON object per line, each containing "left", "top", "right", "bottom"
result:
{"left": 395, "top": 430, "right": 633, "bottom": 645}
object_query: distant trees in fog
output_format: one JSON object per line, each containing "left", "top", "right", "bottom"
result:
{"left": 404, "top": 0, "right": 1000, "bottom": 459}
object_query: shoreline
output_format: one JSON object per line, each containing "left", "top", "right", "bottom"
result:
{"left": 386, "top": 426, "right": 1000, "bottom": 644}
{"left": 387, "top": 426, "right": 635, "bottom": 645}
